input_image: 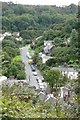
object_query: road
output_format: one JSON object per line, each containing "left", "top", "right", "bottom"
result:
{"left": 20, "top": 46, "right": 40, "bottom": 89}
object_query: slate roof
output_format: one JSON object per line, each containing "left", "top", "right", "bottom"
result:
{"left": 52, "top": 67, "right": 78, "bottom": 72}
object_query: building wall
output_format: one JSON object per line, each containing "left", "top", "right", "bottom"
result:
{"left": 62, "top": 71, "right": 78, "bottom": 79}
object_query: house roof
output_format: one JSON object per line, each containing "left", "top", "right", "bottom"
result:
{"left": 44, "top": 45, "right": 54, "bottom": 52}
{"left": 44, "top": 40, "right": 54, "bottom": 43}
{"left": 52, "top": 67, "right": 77, "bottom": 72}
{"left": 0, "top": 76, "right": 7, "bottom": 85}
{"left": 45, "top": 94, "right": 56, "bottom": 103}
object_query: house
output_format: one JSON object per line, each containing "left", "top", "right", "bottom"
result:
{"left": 63, "top": 37, "right": 70, "bottom": 45}
{"left": 41, "top": 54, "right": 53, "bottom": 63}
{"left": 44, "top": 40, "right": 54, "bottom": 46}
{"left": 0, "top": 32, "right": 12, "bottom": 41}
{"left": 52, "top": 67, "right": 78, "bottom": 79}
{"left": 38, "top": 40, "right": 54, "bottom": 63}
{"left": 12, "top": 32, "right": 20, "bottom": 37}
{"left": 42, "top": 82, "right": 50, "bottom": 92}
{"left": 44, "top": 45, "right": 54, "bottom": 55}
{"left": 44, "top": 93, "right": 56, "bottom": 104}
{"left": 38, "top": 91, "right": 46, "bottom": 101}
{"left": 3, "top": 32, "right": 11, "bottom": 37}
{"left": 44, "top": 40, "right": 55, "bottom": 55}
{"left": 38, "top": 52, "right": 53, "bottom": 63}
{"left": 0, "top": 76, "right": 7, "bottom": 85}
{"left": 39, "top": 52, "right": 43, "bottom": 57}
{"left": 16, "top": 37, "right": 23, "bottom": 41}
{"left": 59, "top": 87, "right": 71, "bottom": 99}
{"left": 0, "top": 36, "right": 4, "bottom": 41}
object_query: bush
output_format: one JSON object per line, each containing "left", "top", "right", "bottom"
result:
{"left": 12, "top": 55, "right": 21, "bottom": 62}
{"left": 17, "top": 70, "right": 26, "bottom": 80}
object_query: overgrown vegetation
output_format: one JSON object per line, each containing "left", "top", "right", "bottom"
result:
{"left": 1, "top": 81, "right": 79, "bottom": 119}
{"left": 2, "top": 36, "right": 26, "bottom": 79}
{"left": 1, "top": 2, "right": 79, "bottom": 67}
{"left": 0, "top": 2, "right": 79, "bottom": 119}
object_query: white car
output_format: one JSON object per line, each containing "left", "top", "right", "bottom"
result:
{"left": 38, "top": 79, "right": 42, "bottom": 83}
{"left": 28, "top": 55, "right": 32, "bottom": 59}
{"left": 33, "top": 71, "right": 37, "bottom": 76}
{"left": 38, "top": 82, "right": 44, "bottom": 86}
{"left": 36, "top": 77, "right": 42, "bottom": 83}
{"left": 36, "top": 77, "right": 39, "bottom": 80}
{"left": 39, "top": 85, "right": 44, "bottom": 89}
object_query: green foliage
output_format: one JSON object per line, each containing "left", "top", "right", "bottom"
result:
{"left": 17, "top": 70, "right": 26, "bottom": 80}
{"left": 2, "top": 36, "right": 26, "bottom": 79}
{"left": 43, "top": 69, "right": 61, "bottom": 88}
{"left": 46, "top": 58, "right": 57, "bottom": 66}
{"left": 3, "top": 62, "right": 26, "bottom": 79}
{"left": 2, "top": 2, "right": 78, "bottom": 34}
{"left": 70, "top": 29, "right": 78, "bottom": 46}
{"left": 20, "top": 30, "right": 36, "bottom": 39}
{"left": 2, "top": 3, "right": 78, "bottom": 68}
{"left": 43, "top": 29, "right": 61, "bottom": 40}
{"left": 50, "top": 45, "right": 79, "bottom": 66}
{"left": 1, "top": 80, "right": 79, "bottom": 118}
{"left": 12, "top": 55, "right": 21, "bottom": 62}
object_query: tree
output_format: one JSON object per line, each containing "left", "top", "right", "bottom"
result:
{"left": 17, "top": 70, "right": 26, "bottom": 80}
{"left": 46, "top": 58, "right": 57, "bottom": 66}
{"left": 43, "top": 29, "right": 61, "bottom": 40}
{"left": 20, "top": 30, "right": 36, "bottom": 39}
{"left": 43, "top": 69, "right": 61, "bottom": 88}
{"left": 70, "top": 29, "right": 78, "bottom": 46}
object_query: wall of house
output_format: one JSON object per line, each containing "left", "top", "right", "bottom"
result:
{"left": 62, "top": 71, "right": 78, "bottom": 79}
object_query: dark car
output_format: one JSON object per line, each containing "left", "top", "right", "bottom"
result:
{"left": 30, "top": 65, "right": 35, "bottom": 71}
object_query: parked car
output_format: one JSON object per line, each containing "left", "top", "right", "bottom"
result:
{"left": 30, "top": 65, "right": 35, "bottom": 71}
{"left": 38, "top": 83, "right": 44, "bottom": 86}
{"left": 36, "top": 77, "right": 39, "bottom": 80}
{"left": 27, "top": 52, "right": 32, "bottom": 59}
{"left": 38, "top": 79, "right": 42, "bottom": 83}
{"left": 39, "top": 85, "right": 44, "bottom": 89}
{"left": 28, "top": 55, "right": 32, "bottom": 59}
{"left": 36, "top": 77, "right": 42, "bottom": 83}
{"left": 33, "top": 71, "right": 37, "bottom": 76}
{"left": 28, "top": 59, "right": 33, "bottom": 64}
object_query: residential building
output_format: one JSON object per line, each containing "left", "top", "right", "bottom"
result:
{"left": 3, "top": 32, "right": 11, "bottom": 37}
{"left": 44, "top": 93, "right": 56, "bottom": 104}
{"left": 0, "top": 76, "right": 7, "bottom": 85}
{"left": 41, "top": 54, "right": 53, "bottom": 63}
{"left": 59, "top": 87, "right": 71, "bottom": 99}
{"left": 52, "top": 67, "right": 78, "bottom": 79}
{"left": 44, "top": 40, "right": 55, "bottom": 55}
{"left": 38, "top": 91, "right": 46, "bottom": 101}
{"left": 44, "top": 40, "right": 54, "bottom": 46}
{"left": 12, "top": 32, "right": 20, "bottom": 37}
{"left": 16, "top": 37, "right": 23, "bottom": 41}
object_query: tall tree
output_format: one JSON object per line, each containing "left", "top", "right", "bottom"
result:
{"left": 43, "top": 69, "right": 61, "bottom": 88}
{"left": 70, "top": 29, "right": 78, "bottom": 46}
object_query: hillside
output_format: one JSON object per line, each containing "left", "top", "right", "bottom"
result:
{"left": 2, "top": 2, "right": 78, "bottom": 34}
{"left": 0, "top": 2, "right": 80, "bottom": 119}
{"left": 1, "top": 2, "right": 79, "bottom": 66}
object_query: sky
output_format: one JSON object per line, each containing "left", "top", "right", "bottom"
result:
{"left": 0, "top": 0, "right": 79, "bottom": 6}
